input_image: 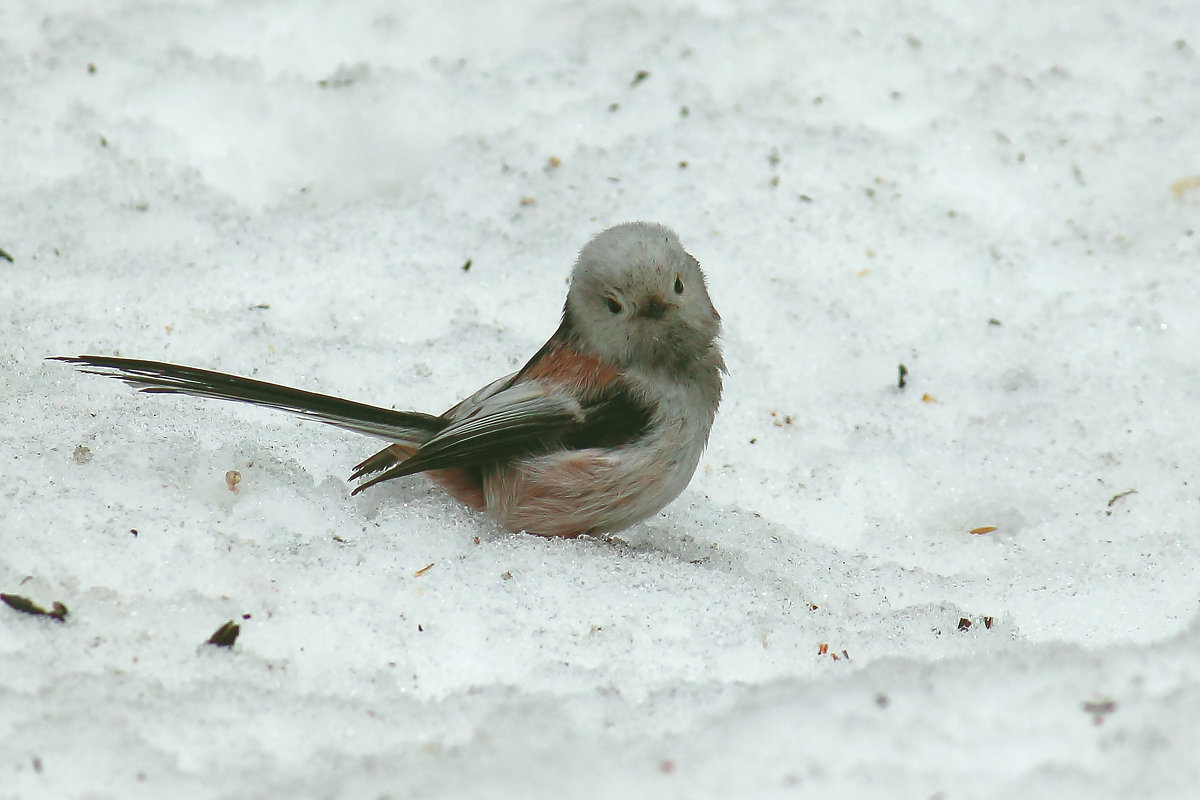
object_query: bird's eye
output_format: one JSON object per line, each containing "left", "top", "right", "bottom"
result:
{"left": 673, "top": 275, "right": 684, "bottom": 294}
{"left": 605, "top": 296, "right": 623, "bottom": 314}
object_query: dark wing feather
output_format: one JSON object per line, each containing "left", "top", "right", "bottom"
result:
{"left": 350, "top": 379, "right": 656, "bottom": 494}
{"left": 562, "top": 389, "right": 654, "bottom": 450}
{"left": 350, "top": 386, "right": 586, "bottom": 493}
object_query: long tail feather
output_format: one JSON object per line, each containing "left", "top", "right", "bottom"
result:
{"left": 51, "top": 356, "right": 446, "bottom": 445}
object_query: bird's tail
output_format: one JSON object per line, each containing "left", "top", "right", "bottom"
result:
{"left": 51, "top": 356, "right": 447, "bottom": 453}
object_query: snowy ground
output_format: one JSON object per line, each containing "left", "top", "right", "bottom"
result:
{"left": 3, "top": 1, "right": 1199, "bottom": 797}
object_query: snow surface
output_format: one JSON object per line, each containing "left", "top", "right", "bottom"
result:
{"left": 3, "top": 1, "right": 1199, "bottom": 797}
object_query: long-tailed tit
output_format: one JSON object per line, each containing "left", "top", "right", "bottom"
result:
{"left": 54, "top": 222, "right": 725, "bottom": 538}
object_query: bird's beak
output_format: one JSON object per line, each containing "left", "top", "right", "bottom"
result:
{"left": 639, "top": 295, "right": 668, "bottom": 320}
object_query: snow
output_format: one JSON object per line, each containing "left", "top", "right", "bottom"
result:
{"left": 2, "top": 0, "right": 1199, "bottom": 797}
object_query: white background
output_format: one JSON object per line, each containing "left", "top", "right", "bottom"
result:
{"left": 2, "top": 1, "right": 1199, "bottom": 797}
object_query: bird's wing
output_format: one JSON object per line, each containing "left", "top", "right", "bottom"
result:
{"left": 350, "top": 382, "right": 587, "bottom": 493}
{"left": 439, "top": 371, "right": 519, "bottom": 421}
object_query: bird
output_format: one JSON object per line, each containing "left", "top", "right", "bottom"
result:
{"left": 53, "top": 222, "right": 725, "bottom": 538}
